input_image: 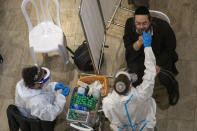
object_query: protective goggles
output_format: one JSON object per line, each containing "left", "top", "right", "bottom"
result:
{"left": 34, "top": 67, "right": 50, "bottom": 84}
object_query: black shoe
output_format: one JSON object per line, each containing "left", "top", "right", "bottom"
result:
{"left": 169, "top": 87, "right": 179, "bottom": 105}
{"left": 0, "top": 54, "right": 3, "bottom": 64}
{"left": 158, "top": 69, "right": 179, "bottom": 105}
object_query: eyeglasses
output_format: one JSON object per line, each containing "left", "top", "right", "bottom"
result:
{"left": 135, "top": 21, "right": 149, "bottom": 27}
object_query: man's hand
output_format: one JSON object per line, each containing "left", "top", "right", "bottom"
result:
{"left": 138, "top": 35, "right": 143, "bottom": 43}
{"left": 133, "top": 35, "right": 143, "bottom": 51}
{"left": 156, "top": 65, "right": 160, "bottom": 74}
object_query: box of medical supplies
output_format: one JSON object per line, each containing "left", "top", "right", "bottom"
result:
{"left": 76, "top": 75, "right": 109, "bottom": 98}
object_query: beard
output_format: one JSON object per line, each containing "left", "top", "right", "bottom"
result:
{"left": 138, "top": 29, "right": 145, "bottom": 35}
{"left": 136, "top": 25, "right": 151, "bottom": 35}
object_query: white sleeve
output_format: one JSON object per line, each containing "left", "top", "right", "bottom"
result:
{"left": 102, "top": 96, "right": 114, "bottom": 122}
{"left": 30, "top": 94, "right": 66, "bottom": 121}
{"left": 135, "top": 47, "right": 156, "bottom": 101}
{"left": 42, "top": 82, "right": 58, "bottom": 93}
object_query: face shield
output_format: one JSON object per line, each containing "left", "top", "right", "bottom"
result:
{"left": 34, "top": 67, "right": 50, "bottom": 85}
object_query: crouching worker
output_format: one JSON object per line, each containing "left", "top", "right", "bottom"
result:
{"left": 15, "top": 66, "right": 70, "bottom": 127}
{"left": 102, "top": 32, "right": 157, "bottom": 131}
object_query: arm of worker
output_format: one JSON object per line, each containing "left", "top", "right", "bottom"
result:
{"left": 41, "top": 82, "right": 58, "bottom": 93}
{"left": 135, "top": 32, "right": 156, "bottom": 102}
{"left": 123, "top": 18, "right": 143, "bottom": 61}
{"left": 102, "top": 96, "right": 120, "bottom": 130}
{"left": 156, "top": 21, "right": 177, "bottom": 67}
{"left": 30, "top": 87, "right": 70, "bottom": 121}
{"left": 30, "top": 93, "right": 66, "bottom": 121}
{"left": 42, "top": 82, "right": 68, "bottom": 94}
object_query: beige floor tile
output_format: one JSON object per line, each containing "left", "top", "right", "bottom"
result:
{"left": 156, "top": 107, "right": 168, "bottom": 119}
{"left": 60, "top": 0, "right": 79, "bottom": 12}
{"left": 0, "top": 76, "right": 18, "bottom": 99}
{"left": 195, "top": 97, "right": 197, "bottom": 121}
{"left": 166, "top": 1, "right": 183, "bottom": 31}
{"left": 74, "top": 34, "right": 85, "bottom": 46}
{"left": 0, "top": 0, "right": 23, "bottom": 10}
{"left": 176, "top": 60, "right": 197, "bottom": 97}
{"left": 176, "top": 38, "right": 197, "bottom": 61}
{"left": 106, "top": 24, "right": 125, "bottom": 39}
{"left": 0, "top": 9, "right": 27, "bottom": 31}
{"left": 0, "top": 99, "right": 14, "bottom": 131}
{"left": 113, "top": 8, "right": 133, "bottom": 25}
{"left": 66, "top": 34, "right": 85, "bottom": 48}
{"left": 167, "top": 120, "right": 195, "bottom": 131}
{"left": 0, "top": 31, "right": 28, "bottom": 48}
{"left": 150, "top": 0, "right": 169, "bottom": 9}
{"left": 195, "top": 121, "right": 197, "bottom": 131}
{"left": 0, "top": 0, "right": 7, "bottom": 9}
{"left": 156, "top": 118, "right": 168, "bottom": 131}
{"left": 179, "top": 5, "right": 193, "bottom": 37}
{"left": 51, "top": 70, "right": 76, "bottom": 85}
{"left": 21, "top": 46, "right": 36, "bottom": 65}
{"left": 100, "top": 35, "right": 126, "bottom": 75}
{"left": 167, "top": 96, "right": 196, "bottom": 121}
{"left": 191, "top": 8, "right": 197, "bottom": 37}
{"left": 5, "top": 0, "right": 22, "bottom": 9}
{"left": 0, "top": 44, "right": 23, "bottom": 77}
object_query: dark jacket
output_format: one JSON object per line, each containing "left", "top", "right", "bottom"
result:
{"left": 123, "top": 17, "right": 178, "bottom": 74}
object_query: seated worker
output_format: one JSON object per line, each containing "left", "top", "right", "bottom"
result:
{"left": 103, "top": 32, "right": 157, "bottom": 131}
{"left": 15, "top": 66, "right": 70, "bottom": 122}
{"left": 123, "top": 6, "right": 179, "bottom": 105}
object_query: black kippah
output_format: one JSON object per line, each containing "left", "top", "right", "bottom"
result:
{"left": 135, "top": 6, "right": 150, "bottom": 15}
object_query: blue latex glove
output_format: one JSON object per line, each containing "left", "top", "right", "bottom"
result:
{"left": 61, "top": 86, "right": 70, "bottom": 96}
{"left": 142, "top": 32, "right": 152, "bottom": 47}
{"left": 55, "top": 83, "right": 65, "bottom": 91}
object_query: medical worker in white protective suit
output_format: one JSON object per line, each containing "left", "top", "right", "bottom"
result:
{"left": 15, "top": 66, "right": 70, "bottom": 121}
{"left": 102, "top": 32, "right": 157, "bottom": 131}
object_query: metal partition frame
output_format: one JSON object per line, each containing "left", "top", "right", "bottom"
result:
{"left": 79, "top": 0, "right": 106, "bottom": 74}
{"left": 98, "top": 0, "right": 122, "bottom": 29}
{"left": 98, "top": 0, "right": 134, "bottom": 28}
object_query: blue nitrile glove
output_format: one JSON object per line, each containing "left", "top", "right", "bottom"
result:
{"left": 142, "top": 32, "right": 152, "bottom": 47}
{"left": 55, "top": 83, "right": 65, "bottom": 91}
{"left": 61, "top": 86, "right": 70, "bottom": 96}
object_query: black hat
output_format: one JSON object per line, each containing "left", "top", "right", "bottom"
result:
{"left": 135, "top": 6, "right": 150, "bottom": 15}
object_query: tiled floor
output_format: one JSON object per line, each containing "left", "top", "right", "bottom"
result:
{"left": 0, "top": 0, "right": 196, "bottom": 131}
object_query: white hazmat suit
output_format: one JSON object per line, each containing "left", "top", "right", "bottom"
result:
{"left": 102, "top": 47, "right": 156, "bottom": 131}
{"left": 15, "top": 80, "right": 66, "bottom": 121}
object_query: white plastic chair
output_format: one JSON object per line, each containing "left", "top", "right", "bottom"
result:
{"left": 21, "top": 0, "right": 69, "bottom": 65}
{"left": 149, "top": 10, "right": 170, "bottom": 24}
{"left": 132, "top": 9, "right": 170, "bottom": 24}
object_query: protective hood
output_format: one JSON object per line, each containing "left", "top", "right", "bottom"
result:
{"left": 16, "top": 80, "right": 42, "bottom": 99}
{"left": 115, "top": 71, "right": 137, "bottom": 83}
